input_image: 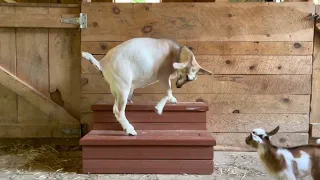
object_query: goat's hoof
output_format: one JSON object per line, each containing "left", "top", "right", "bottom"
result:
{"left": 127, "top": 100, "right": 133, "bottom": 104}
{"left": 168, "top": 96, "right": 177, "bottom": 104}
{"left": 154, "top": 106, "right": 163, "bottom": 115}
{"left": 125, "top": 127, "right": 137, "bottom": 136}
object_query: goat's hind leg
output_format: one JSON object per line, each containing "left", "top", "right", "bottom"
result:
{"left": 111, "top": 84, "right": 137, "bottom": 136}
{"left": 127, "top": 87, "right": 134, "bottom": 104}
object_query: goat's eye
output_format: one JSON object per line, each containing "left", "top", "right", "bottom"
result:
{"left": 252, "top": 132, "right": 257, "bottom": 135}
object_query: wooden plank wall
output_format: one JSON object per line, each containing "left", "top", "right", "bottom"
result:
{"left": 81, "top": 2, "right": 314, "bottom": 151}
{"left": 311, "top": 5, "right": 320, "bottom": 138}
{"left": 0, "top": 4, "right": 81, "bottom": 138}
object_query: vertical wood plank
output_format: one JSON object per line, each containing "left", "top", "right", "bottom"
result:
{"left": 310, "top": 7, "right": 320, "bottom": 137}
{"left": 49, "top": 29, "right": 81, "bottom": 119}
{"left": 16, "top": 28, "right": 49, "bottom": 96}
{"left": 311, "top": 6, "right": 320, "bottom": 124}
{"left": 16, "top": 28, "right": 50, "bottom": 129}
{"left": 0, "top": 28, "right": 16, "bottom": 74}
{"left": 0, "top": 11, "right": 17, "bottom": 125}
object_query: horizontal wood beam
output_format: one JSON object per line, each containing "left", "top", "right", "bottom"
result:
{"left": 0, "top": 65, "right": 80, "bottom": 125}
{"left": 3, "top": 0, "right": 17, "bottom": 3}
{"left": 0, "top": 13, "right": 79, "bottom": 28}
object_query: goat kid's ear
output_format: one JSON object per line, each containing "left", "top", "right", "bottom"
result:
{"left": 173, "top": 62, "right": 187, "bottom": 70}
{"left": 267, "top": 126, "right": 280, "bottom": 136}
{"left": 197, "top": 67, "right": 213, "bottom": 75}
{"left": 179, "top": 46, "right": 193, "bottom": 63}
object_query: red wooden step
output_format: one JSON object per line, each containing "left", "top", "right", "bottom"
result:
{"left": 91, "top": 102, "right": 208, "bottom": 131}
{"left": 80, "top": 130, "right": 216, "bottom": 174}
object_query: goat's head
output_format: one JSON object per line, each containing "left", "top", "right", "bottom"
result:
{"left": 173, "top": 46, "right": 212, "bottom": 88}
{"left": 245, "top": 126, "right": 280, "bottom": 149}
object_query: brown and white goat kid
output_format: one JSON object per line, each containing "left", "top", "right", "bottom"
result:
{"left": 245, "top": 126, "right": 320, "bottom": 180}
{"left": 81, "top": 38, "right": 212, "bottom": 136}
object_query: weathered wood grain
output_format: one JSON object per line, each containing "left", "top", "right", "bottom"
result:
{"left": 16, "top": 28, "right": 49, "bottom": 96}
{"left": 0, "top": 28, "right": 16, "bottom": 74}
{"left": 0, "top": 84, "right": 17, "bottom": 124}
{"left": 82, "top": 55, "right": 312, "bottom": 75}
{"left": 207, "top": 114, "right": 309, "bottom": 133}
{"left": 0, "top": 6, "right": 79, "bottom": 28}
{"left": 81, "top": 94, "right": 310, "bottom": 113}
{"left": 49, "top": 29, "right": 81, "bottom": 119}
{"left": 81, "top": 74, "right": 311, "bottom": 94}
{"left": 213, "top": 133, "right": 309, "bottom": 151}
{"left": 0, "top": 124, "right": 80, "bottom": 138}
{"left": 311, "top": 7, "right": 320, "bottom": 127}
{"left": 0, "top": 65, "right": 79, "bottom": 124}
{"left": 18, "top": 97, "right": 50, "bottom": 124}
{"left": 0, "top": 26, "right": 17, "bottom": 124}
{"left": 81, "top": 3, "right": 314, "bottom": 42}
{"left": 311, "top": 123, "right": 320, "bottom": 138}
{"left": 81, "top": 41, "right": 313, "bottom": 55}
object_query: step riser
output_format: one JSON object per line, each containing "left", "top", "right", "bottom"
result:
{"left": 83, "top": 160, "right": 214, "bottom": 174}
{"left": 93, "top": 111, "right": 206, "bottom": 123}
{"left": 93, "top": 122, "right": 206, "bottom": 131}
{"left": 83, "top": 146, "right": 214, "bottom": 160}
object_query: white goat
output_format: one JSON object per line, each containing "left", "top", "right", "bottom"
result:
{"left": 245, "top": 126, "right": 320, "bottom": 180}
{"left": 81, "top": 37, "right": 212, "bottom": 136}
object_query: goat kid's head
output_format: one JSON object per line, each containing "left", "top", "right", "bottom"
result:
{"left": 173, "top": 46, "right": 212, "bottom": 88}
{"left": 245, "top": 126, "right": 280, "bottom": 149}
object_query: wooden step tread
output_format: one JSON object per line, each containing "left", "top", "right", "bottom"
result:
{"left": 80, "top": 130, "right": 216, "bottom": 146}
{"left": 91, "top": 102, "right": 209, "bottom": 112}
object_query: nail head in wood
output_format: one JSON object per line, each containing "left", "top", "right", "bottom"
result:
{"left": 113, "top": 7, "right": 120, "bottom": 14}
{"left": 232, "top": 110, "right": 240, "bottom": 113}
{"left": 82, "top": 78, "right": 88, "bottom": 85}
{"left": 100, "top": 44, "right": 107, "bottom": 50}
{"left": 294, "top": 43, "right": 301, "bottom": 48}
{"left": 93, "top": 22, "right": 99, "bottom": 28}
{"left": 142, "top": 25, "right": 152, "bottom": 33}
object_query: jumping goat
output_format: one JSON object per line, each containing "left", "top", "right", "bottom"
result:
{"left": 245, "top": 126, "right": 320, "bottom": 180}
{"left": 81, "top": 37, "right": 213, "bottom": 136}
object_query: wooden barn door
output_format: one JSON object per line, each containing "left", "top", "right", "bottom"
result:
{"left": 80, "top": 3, "right": 315, "bottom": 150}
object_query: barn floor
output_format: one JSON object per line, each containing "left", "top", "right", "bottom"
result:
{"left": 0, "top": 143, "right": 313, "bottom": 180}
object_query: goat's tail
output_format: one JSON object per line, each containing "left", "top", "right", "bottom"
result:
{"left": 316, "top": 139, "right": 320, "bottom": 145}
{"left": 81, "top": 51, "right": 102, "bottom": 71}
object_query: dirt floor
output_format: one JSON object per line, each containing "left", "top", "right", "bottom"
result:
{"left": 0, "top": 143, "right": 313, "bottom": 180}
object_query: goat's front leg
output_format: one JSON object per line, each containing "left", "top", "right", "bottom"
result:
{"left": 154, "top": 77, "right": 177, "bottom": 115}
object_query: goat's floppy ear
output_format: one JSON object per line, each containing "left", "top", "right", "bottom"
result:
{"left": 267, "top": 126, "right": 280, "bottom": 136}
{"left": 197, "top": 67, "right": 213, "bottom": 75}
{"left": 179, "top": 46, "right": 193, "bottom": 63}
{"left": 173, "top": 62, "right": 187, "bottom": 70}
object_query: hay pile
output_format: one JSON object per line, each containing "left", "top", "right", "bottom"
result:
{"left": 0, "top": 142, "right": 82, "bottom": 179}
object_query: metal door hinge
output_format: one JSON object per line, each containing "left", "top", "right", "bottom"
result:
{"left": 61, "top": 13, "right": 87, "bottom": 29}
